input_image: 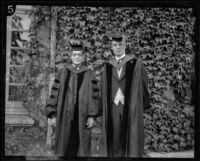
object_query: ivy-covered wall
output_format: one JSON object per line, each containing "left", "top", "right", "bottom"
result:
{"left": 56, "top": 7, "right": 195, "bottom": 104}
{"left": 25, "top": 6, "right": 195, "bottom": 152}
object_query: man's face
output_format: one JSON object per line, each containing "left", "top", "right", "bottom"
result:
{"left": 71, "top": 50, "right": 84, "bottom": 65}
{"left": 111, "top": 40, "right": 126, "bottom": 57}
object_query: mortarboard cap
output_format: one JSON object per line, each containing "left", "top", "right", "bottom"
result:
{"left": 107, "top": 31, "right": 129, "bottom": 42}
{"left": 70, "top": 43, "right": 84, "bottom": 51}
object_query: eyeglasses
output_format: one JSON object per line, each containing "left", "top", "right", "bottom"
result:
{"left": 111, "top": 42, "right": 125, "bottom": 48}
{"left": 71, "top": 53, "right": 84, "bottom": 57}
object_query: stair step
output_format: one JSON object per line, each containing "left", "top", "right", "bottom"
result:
{"left": 5, "top": 115, "right": 35, "bottom": 126}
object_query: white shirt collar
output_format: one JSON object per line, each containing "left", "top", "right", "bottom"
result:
{"left": 115, "top": 53, "right": 126, "bottom": 61}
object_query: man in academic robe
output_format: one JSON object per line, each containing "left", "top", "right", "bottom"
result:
{"left": 45, "top": 44, "right": 98, "bottom": 157}
{"left": 95, "top": 32, "right": 151, "bottom": 157}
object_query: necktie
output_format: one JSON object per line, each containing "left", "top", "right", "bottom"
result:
{"left": 117, "top": 67, "right": 122, "bottom": 78}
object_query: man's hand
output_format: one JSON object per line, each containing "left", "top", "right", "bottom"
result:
{"left": 86, "top": 117, "right": 95, "bottom": 128}
{"left": 49, "top": 117, "right": 56, "bottom": 127}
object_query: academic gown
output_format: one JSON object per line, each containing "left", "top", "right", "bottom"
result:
{"left": 97, "top": 55, "right": 150, "bottom": 157}
{"left": 45, "top": 64, "right": 99, "bottom": 157}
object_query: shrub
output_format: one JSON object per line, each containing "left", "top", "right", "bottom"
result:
{"left": 5, "top": 126, "right": 48, "bottom": 156}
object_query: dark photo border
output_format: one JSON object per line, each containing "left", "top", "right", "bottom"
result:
{"left": 1, "top": 0, "right": 200, "bottom": 161}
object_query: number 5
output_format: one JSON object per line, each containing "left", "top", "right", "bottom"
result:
{"left": 7, "top": 5, "right": 15, "bottom": 16}
{"left": 8, "top": 5, "right": 14, "bottom": 14}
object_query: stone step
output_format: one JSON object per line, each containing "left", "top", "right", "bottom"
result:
{"left": 5, "top": 114, "right": 35, "bottom": 126}
{"left": 5, "top": 107, "right": 29, "bottom": 115}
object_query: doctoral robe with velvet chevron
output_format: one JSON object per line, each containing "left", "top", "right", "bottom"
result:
{"left": 97, "top": 55, "right": 150, "bottom": 157}
{"left": 45, "top": 65, "right": 99, "bottom": 157}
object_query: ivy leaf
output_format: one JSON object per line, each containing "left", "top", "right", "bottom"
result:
{"left": 162, "top": 88, "right": 175, "bottom": 101}
{"left": 172, "top": 127, "right": 178, "bottom": 133}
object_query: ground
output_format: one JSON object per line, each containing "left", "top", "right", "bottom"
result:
{"left": 5, "top": 126, "right": 194, "bottom": 158}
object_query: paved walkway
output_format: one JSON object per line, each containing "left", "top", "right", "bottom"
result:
{"left": 146, "top": 150, "right": 194, "bottom": 158}
{"left": 25, "top": 150, "right": 194, "bottom": 159}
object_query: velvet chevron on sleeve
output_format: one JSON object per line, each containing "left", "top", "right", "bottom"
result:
{"left": 87, "top": 70, "right": 101, "bottom": 117}
{"left": 45, "top": 69, "right": 63, "bottom": 118}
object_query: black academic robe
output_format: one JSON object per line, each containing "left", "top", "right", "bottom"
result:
{"left": 45, "top": 65, "right": 99, "bottom": 157}
{"left": 98, "top": 55, "right": 150, "bottom": 157}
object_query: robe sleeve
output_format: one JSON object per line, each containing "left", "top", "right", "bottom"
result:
{"left": 87, "top": 70, "right": 101, "bottom": 118}
{"left": 141, "top": 64, "right": 151, "bottom": 112}
{"left": 45, "top": 69, "right": 63, "bottom": 118}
